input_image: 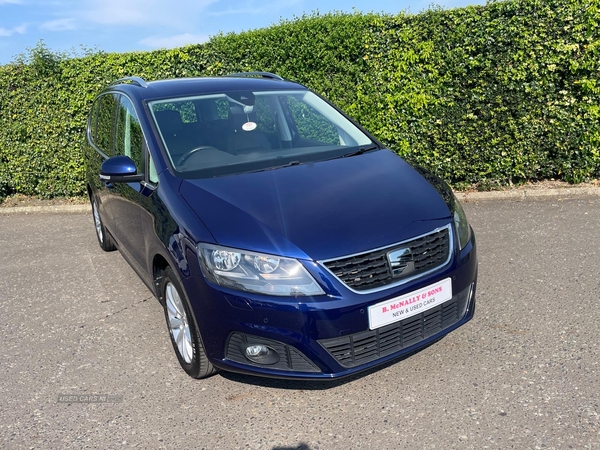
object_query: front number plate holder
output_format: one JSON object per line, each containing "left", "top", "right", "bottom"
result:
{"left": 368, "top": 278, "right": 452, "bottom": 330}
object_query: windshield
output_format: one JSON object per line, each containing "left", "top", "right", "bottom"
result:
{"left": 148, "top": 90, "right": 374, "bottom": 178}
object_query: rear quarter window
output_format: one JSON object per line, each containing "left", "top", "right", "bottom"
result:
{"left": 87, "top": 98, "right": 100, "bottom": 145}
{"left": 96, "top": 93, "right": 120, "bottom": 156}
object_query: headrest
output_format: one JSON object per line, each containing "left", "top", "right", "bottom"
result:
{"left": 154, "top": 110, "right": 183, "bottom": 134}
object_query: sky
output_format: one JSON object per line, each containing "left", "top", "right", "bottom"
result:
{"left": 0, "top": 0, "right": 486, "bottom": 65}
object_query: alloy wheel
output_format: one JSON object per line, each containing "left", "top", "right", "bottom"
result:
{"left": 165, "top": 282, "right": 193, "bottom": 364}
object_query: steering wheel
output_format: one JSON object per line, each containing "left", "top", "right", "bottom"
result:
{"left": 177, "top": 146, "right": 218, "bottom": 167}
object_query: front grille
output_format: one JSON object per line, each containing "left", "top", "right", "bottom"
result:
{"left": 322, "top": 226, "right": 451, "bottom": 292}
{"left": 318, "top": 285, "right": 470, "bottom": 368}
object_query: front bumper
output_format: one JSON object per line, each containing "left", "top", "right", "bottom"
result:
{"left": 184, "top": 233, "right": 478, "bottom": 380}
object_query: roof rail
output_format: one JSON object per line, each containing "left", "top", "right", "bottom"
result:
{"left": 226, "top": 72, "right": 284, "bottom": 81}
{"left": 110, "top": 76, "right": 149, "bottom": 88}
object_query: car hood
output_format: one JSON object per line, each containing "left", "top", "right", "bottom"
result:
{"left": 179, "top": 150, "right": 451, "bottom": 261}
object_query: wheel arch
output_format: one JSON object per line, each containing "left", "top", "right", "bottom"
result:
{"left": 152, "top": 253, "right": 171, "bottom": 306}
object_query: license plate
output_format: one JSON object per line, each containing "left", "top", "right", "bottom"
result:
{"left": 368, "top": 278, "right": 452, "bottom": 330}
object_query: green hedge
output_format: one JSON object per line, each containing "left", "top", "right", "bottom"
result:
{"left": 0, "top": 0, "right": 598, "bottom": 200}
{"left": 355, "top": 0, "right": 600, "bottom": 186}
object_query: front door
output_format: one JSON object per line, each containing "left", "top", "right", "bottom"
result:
{"left": 108, "top": 95, "right": 148, "bottom": 276}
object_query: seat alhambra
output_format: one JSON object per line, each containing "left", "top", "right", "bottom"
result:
{"left": 84, "top": 72, "right": 477, "bottom": 379}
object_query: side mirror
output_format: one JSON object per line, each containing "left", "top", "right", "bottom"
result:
{"left": 100, "top": 156, "right": 144, "bottom": 183}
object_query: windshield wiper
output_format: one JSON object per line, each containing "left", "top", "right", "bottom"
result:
{"left": 343, "top": 144, "right": 379, "bottom": 158}
{"left": 245, "top": 160, "right": 301, "bottom": 174}
{"left": 272, "top": 160, "right": 300, "bottom": 169}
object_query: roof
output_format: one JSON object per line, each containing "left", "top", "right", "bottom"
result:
{"left": 107, "top": 74, "right": 307, "bottom": 101}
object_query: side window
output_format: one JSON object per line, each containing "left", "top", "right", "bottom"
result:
{"left": 179, "top": 102, "right": 197, "bottom": 123}
{"left": 148, "top": 154, "right": 159, "bottom": 184}
{"left": 96, "top": 94, "right": 119, "bottom": 156}
{"left": 286, "top": 96, "right": 339, "bottom": 145}
{"left": 214, "top": 98, "right": 230, "bottom": 119}
{"left": 115, "top": 96, "right": 144, "bottom": 170}
{"left": 152, "top": 101, "right": 197, "bottom": 123}
{"left": 88, "top": 98, "right": 100, "bottom": 145}
{"left": 254, "top": 96, "right": 276, "bottom": 134}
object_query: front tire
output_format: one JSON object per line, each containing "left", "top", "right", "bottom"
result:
{"left": 160, "top": 266, "right": 217, "bottom": 379}
{"left": 90, "top": 196, "right": 116, "bottom": 252}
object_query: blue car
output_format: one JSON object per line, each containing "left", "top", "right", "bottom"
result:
{"left": 84, "top": 72, "right": 477, "bottom": 380}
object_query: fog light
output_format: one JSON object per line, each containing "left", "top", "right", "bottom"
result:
{"left": 244, "top": 344, "right": 280, "bottom": 365}
{"left": 245, "top": 344, "right": 268, "bottom": 358}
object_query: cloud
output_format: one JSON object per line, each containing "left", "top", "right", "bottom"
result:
{"left": 0, "top": 24, "right": 26, "bottom": 37}
{"left": 139, "top": 33, "right": 210, "bottom": 49}
{"left": 40, "top": 18, "right": 76, "bottom": 31}
{"left": 83, "top": 0, "right": 217, "bottom": 27}
{"left": 208, "top": 0, "right": 301, "bottom": 17}
{"left": 84, "top": 2, "right": 148, "bottom": 26}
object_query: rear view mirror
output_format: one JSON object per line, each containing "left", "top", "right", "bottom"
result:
{"left": 100, "top": 156, "right": 144, "bottom": 183}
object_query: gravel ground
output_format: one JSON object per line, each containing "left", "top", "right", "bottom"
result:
{"left": 0, "top": 196, "right": 598, "bottom": 449}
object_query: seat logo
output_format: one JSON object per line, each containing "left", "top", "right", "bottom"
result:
{"left": 387, "top": 247, "right": 415, "bottom": 278}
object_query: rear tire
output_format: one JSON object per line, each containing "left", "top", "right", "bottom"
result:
{"left": 90, "top": 196, "right": 116, "bottom": 252}
{"left": 160, "top": 266, "right": 217, "bottom": 379}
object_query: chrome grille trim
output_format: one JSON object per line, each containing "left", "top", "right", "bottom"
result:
{"left": 319, "top": 224, "right": 453, "bottom": 294}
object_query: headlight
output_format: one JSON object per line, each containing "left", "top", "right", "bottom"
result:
{"left": 452, "top": 194, "right": 471, "bottom": 251}
{"left": 198, "top": 243, "right": 325, "bottom": 297}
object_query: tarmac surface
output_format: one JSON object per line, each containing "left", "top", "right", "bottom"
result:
{"left": 0, "top": 193, "right": 599, "bottom": 449}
